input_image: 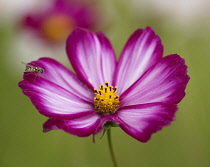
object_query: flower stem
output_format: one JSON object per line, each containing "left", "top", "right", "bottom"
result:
{"left": 107, "top": 128, "right": 118, "bottom": 167}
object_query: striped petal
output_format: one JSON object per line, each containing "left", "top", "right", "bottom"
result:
{"left": 66, "top": 28, "right": 116, "bottom": 89}
{"left": 114, "top": 27, "right": 163, "bottom": 94}
{"left": 43, "top": 113, "right": 100, "bottom": 137}
{"left": 26, "top": 57, "right": 93, "bottom": 102}
{"left": 116, "top": 103, "right": 177, "bottom": 142}
{"left": 18, "top": 75, "right": 94, "bottom": 119}
{"left": 120, "top": 54, "right": 190, "bottom": 106}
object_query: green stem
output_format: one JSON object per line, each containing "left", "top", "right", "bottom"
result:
{"left": 107, "top": 128, "right": 118, "bottom": 167}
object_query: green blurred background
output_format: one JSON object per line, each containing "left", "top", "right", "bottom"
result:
{"left": 1, "top": 0, "right": 210, "bottom": 167}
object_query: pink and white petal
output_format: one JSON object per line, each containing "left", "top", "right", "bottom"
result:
{"left": 43, "top": 114, "right": 100, "bottom": 137}
{"left": 27, "top": 57, "right": 93, "bottom": 102}
{"left": 96, "top": 32, "right": 116, "bottom": 85}
{"left": 114, "top": 27, "right": 163, "bottom": 94}
{"left": 120, "top": 54, "right": 190, "bottom": 106}
{"left": 18, "top": 76, "right": 94, "bottom": 119}
{"left": 66, "top": 28, "right": 116, "bottom": 89}
{"left": 116, "top": 103, "right": 177, "bottom": 142}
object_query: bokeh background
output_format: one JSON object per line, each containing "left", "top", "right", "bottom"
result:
{"left": 1, "top": 0, "right": 210, "bottom": 167}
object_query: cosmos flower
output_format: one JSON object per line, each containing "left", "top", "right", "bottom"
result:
{"left": 22, "top": 0, "right": 98, "bottom": 43}
{"left": 18, "top": 27, "right": 189, "bottom": 142}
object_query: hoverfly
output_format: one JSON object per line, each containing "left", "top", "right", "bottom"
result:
{"left": 22, "top": 62, "right": 44, "bottom": 79}
{"left": 22, "top": 62, "right": 44, "bottom": 73}
{"left": 25, "top": 65, "right": 44, "bottom": 73}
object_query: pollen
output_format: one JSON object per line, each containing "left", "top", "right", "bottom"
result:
{"left": 94, "top": 82, "right": 120, "bottom": 114}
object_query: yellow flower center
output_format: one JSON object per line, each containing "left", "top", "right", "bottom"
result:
{"left": 94, "top": 82, "right": 120, "bottom": 114}
{"left": 41, "top": 14, "right": 75, "bottom": 42}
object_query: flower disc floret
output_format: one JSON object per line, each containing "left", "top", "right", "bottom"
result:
{"left": 94, "top": 82, "right": 120, "bottom": 114}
